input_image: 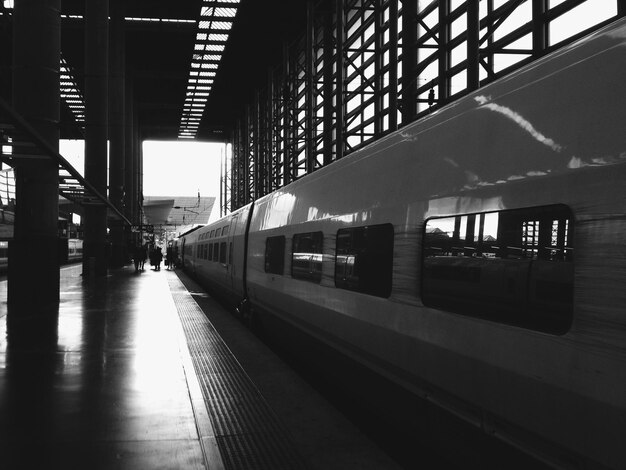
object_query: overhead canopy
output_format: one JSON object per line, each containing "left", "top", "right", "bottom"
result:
{"left": 57, "top": 0, "right": 308, "bottom": 142}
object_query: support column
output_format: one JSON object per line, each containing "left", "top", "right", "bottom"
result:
{"left": 136, "top": 126, "right": 143, "bottom": 223}
{"left": 438, "top": 0, "right": 451, "bottom": 104}
{"left": 401, "top": 0, "right": 418, "bottom": 121}
{"left": 335, "top": 0, "right": 345, "bottom": 160}
{"left": 9, "top": 0, "right": 61, "bottom": 317}
{"left": 388, "top": 0, "right": 399, "bottom": 132}
{"left": 109, "top": 0, "right": 126, "bottom": 267}
{"left": 124, "top": 77, "right": 135, "bottom": 224}
{"left": 467, "top": 0, "right": 480, "bottom": 91}
{"left": 305, "top": 0, "right": 315, "bottom": 174}
{"left": 322, "top": 2, "right": 335, "bottom": 165}
{"left": 83, "top": 0, "right": 109, "bottom": 277}
{"left": 532, "top": 0, "right": 548, "bottom": 55}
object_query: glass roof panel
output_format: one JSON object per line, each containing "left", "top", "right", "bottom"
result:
{"left": 180, "top": 1, "right": 239, "bottom": 138}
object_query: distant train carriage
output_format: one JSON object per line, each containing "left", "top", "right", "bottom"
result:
{"left": 0, "top": 240, "right": 8, "bottom": 272}
{"left": 67, "top": 238, "right": 83, "bottom": 262}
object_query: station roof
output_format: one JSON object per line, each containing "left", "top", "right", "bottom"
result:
{"left": 58, "top": 0, "right": 308, "bottom": 142}
{"left": 143, "top": 196, "right": 216, "bottom": 227}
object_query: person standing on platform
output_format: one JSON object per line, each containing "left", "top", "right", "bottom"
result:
{"left": 166, "top": 245, "right": 174, "bottom": 270}
{"left": 140, "top": 243, "right": 147, "bottom": 271}
{"left": 132, "top": 243, "right": 141, "bottom": 272}
{"left": 152, "top": 247, "right": 163, "bottom": 271}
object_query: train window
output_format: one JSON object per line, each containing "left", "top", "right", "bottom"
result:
{"left": 209, "top": 243, "right": 213, "bottom": 260}
{"left": 229, "top": 242, "right": 233, "bottom": 265}
{"left": 265, "top": 236, "right": 285, "bottom": 275}
{"left": 292, "top": 232, "right": 323, "bottom": 283}
{"left": 335, "top": 224, "right": 394, "bottom": 298}
{"left": 422, "top": 204, "right": 574, "bottom": 334}
{"left": 210, "top": 230, "right": 215, "bottom": 238}
{"left": 213, "top": 243, "right": 219, "bottom": 262}
{"left": 222, "top": 226, "right": 229, "bottom": 236}
{"left": 219, "top": 242, "right": 227, "bottom": 263}
{"left": 204, "top": 244, "right": 209, "bottom": 260}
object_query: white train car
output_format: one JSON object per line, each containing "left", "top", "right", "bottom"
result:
{"left": 184, "top": 18, "right": 626, "bottom": 469}
{"left": 181, "top": 204, "right": 252, "bottom": 307}
{"left": 67, "top": 238, "right": 83, "bottom": 262}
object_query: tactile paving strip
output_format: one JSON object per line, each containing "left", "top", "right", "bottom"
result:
{"left": 167, "top": 276, "right": 305, "bottom": 470}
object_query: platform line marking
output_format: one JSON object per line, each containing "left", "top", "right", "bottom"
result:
{"left": 166, "top": 271, "right": 306, "bottom": 470}
{"left": 167, "top": 272, "right": 226, "bottom": 470}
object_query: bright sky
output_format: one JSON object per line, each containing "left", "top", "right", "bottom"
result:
{"left": 60, "top": 139, "right": 227, "bottom": 200}
{"left": 142, "top": 140, "right": 225, "bottom": 199}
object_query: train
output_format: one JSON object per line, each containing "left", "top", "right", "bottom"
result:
{"left": 176, "top": 18, "right": 626, "bottom": 470}
{"left": 0, "top": 238, "right": 82, "bottom": 273}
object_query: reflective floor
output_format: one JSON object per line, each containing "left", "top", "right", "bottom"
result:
{"left": 0, "top": 265, "right": 206, "bottom": 469}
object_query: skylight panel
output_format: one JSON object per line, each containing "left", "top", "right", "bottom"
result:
{"left": 207, "top": 34, "right": 229, "bottom": 42}
{"left": 180, "top": 0, "right": 238, "bottom": 140}
{"left": 215, "top": 8, "right": 237, "bottom": 18}
{"left": 60, "top": 55, "right": 85, "bottom": 129}
{"left": 212, "top": 21, "right": 233, "bottom": 31}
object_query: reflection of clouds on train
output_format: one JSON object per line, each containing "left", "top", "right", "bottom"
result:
{"left": 474, "top": 95, "right": 564, "bottom": 152}
{"left": 175, "top": 18, "right": 626, "bottom": 470}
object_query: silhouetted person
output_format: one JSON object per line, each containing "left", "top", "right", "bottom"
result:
{"left": 166, "top": 245, "right": 174, "bottom": 270}
{"left": 132, "top": 244, "right": 141, "bottom": 272}
{"left": 139, "top": 244, "right": 147, "bottom": 270}
{"left": 152, "top": 247, "right": 163, "bottom": 271}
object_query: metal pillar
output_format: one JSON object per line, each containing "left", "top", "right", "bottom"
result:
{"left": 252, "top": 97, "right": 262, "bottom": 200}
{"left": 83, "top": 0, "right": 109, "bottom": 277}
{"left": 242, "top": 111, "right": 251, "bottom": 204}
{"left": 124, "top": 77, "right": 135, "bottom": 224}
{"left": 109, "top": 0, "right": 126, "bottom": 267}
{"left": 9, "top": 0, "right": 61, "bottom": 318}
{"left": 374, "top": 0, "right": 383, "bottom": 136}
{"left": 401, "top": 0, "right": 418, "bottom": 123}
{"left": 137, "top": 126, "right": 143, "bottom": 221}
{"left": 282, "top": 44, "right": 294, "bottom": 184}
{"left": 335, "top": 0, "right": 345, "bottom": 160}
{"left": 305, "top": 0, "right": 316, "bottom": 174}
{"left": 438, "top": 0, "right": 451, "bottom": 104}
{"left": 388, "top": 0, "right": 399, "bottom": 132}
{"left": 322, "top": 3, "right": 335, "bottom": 165}
{"left": 532, "top": 0, "right": 548, "bottom": 54}
{"left": 467, "top": 0, "right": 480, "bottom": 91}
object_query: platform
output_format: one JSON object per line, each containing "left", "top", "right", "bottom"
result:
{"left": 0, "top": 264, "right": 402, "bottom": 469}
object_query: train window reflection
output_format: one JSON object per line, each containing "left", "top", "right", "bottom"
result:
{"left": 265, "top": 236, "right": 285, "bottom": 275}
{"left": 422, "top": 204, "right": 574, "bottom": 334}
{"left": 335, "top": 223, "right": 394, "bottom": 298}
{"left": 292, "top": 231, "right": 323, "bottom": 283}
{"left": 219, "top": 242, "right": 227, "bottom": 263}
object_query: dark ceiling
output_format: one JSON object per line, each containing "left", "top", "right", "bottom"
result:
{"left": 58, "top": 0, "right": 308, "bottom": 142}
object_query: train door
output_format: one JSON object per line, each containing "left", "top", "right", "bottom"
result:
{"left": 227, "top": 213, "right": 239, "bottom": 292}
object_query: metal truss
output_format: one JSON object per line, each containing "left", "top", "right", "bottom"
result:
{"left": 0, "top": 96, "right": 131, "bottom": 225}
{"left": 227, "top": 0, "right": 624, "bottom": 210}
{"left": 219, "top": 143, "right": 231, "bottom": 217}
